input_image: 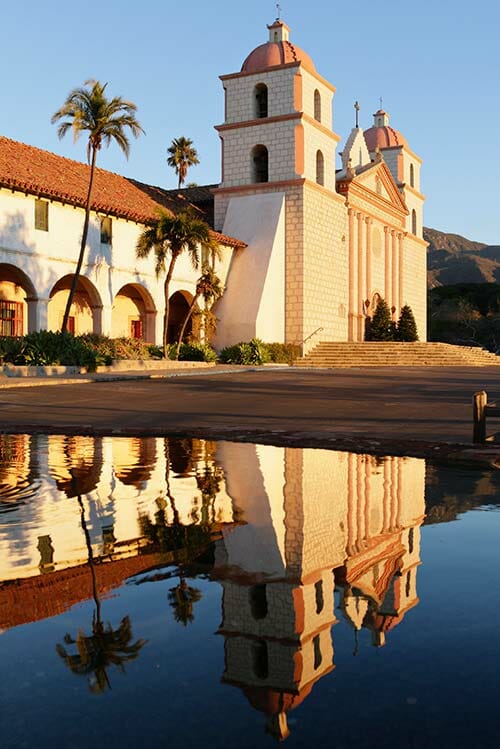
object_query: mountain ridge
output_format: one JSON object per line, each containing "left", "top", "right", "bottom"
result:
{"left": 424, "top": 227, "right": 500, "bottom": 286}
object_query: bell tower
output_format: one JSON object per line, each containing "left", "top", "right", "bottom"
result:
{"left": 213, "top": 20, "right": 349, "bottom": 351}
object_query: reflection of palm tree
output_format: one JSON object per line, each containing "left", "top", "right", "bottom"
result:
{"left": 56, "top": 614, "right": 145, "bottom": 693}
{"left": 56, "top": 472, "right": 146, "bottom": 692}
{"left": 196, "top": 462, "right": 223, "bottom": 527}
{"left": 168, "top": 577, "right": 202, "bottom": 627}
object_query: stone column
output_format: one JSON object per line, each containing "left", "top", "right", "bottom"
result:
{"left": 357, "top": 212, "right": 364, "bottom": 341}
{"left": 384, "top": 227, "right": 391, "bottom": 304}
{"left": 348, "top": 208, "right": 356, "bottom": 341}
{"left": 99, "top": 304, "right": 112, "bottom": 337}
{"left": 32, "top": 297, "right": 49, "bottom": 333}
{"left": 365, "top": 217, "right": 372, "bottom": 306}
{"left": 398, "top": 233, "right": 405, "bottom": 312}
{"left": 391, "top": 230, "right": 399, "bottom": 319}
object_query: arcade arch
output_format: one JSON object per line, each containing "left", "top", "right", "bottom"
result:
{"left": 48, "top": 275, "right": 102, "bottom": 334}
{"left": 112, "top": 283, "right": 156, "bottom": 342}
{"left": 0, "top": 264, "right": 37, "bottom": 336}
{"left": 168, "top": 290, "right": 196, "bottom": 344}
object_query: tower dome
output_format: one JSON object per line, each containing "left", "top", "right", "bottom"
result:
{"left": 364, "top": 109, "right": 408, "bottom": 151}
{"left": 241, "top": 20, "right": 316, "bottom": 74}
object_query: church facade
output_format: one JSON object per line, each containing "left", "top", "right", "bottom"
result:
{"left": 0, "top": 19, "right": 426, "bottom": 351}
{"left": 213, "top": 19, "right": 427, "bottom": 350}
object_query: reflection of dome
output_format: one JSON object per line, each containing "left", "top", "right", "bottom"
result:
{"left": 242, "top": 41, "right": 316, "bottom": 74}
{"left": 242, "top": 683, "right": 314, "bottom": 715}
{"left": 364, "top": 110, "right": 408, "bottom": 150}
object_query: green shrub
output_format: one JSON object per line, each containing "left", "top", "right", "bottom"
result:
{"left": 177, "top": 342, "right": 217, "bottom": 362}
{"left": 219, "top": 338, "right": 270, "bottom": 365}
{"left": 0, "top": 332, "right": 98, "bottom": 369}
{"left": 263, "top": 342, "right": 301, "bottom": 364}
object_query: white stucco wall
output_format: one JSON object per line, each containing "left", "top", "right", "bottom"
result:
{"left": 213, "top": 192, "right": 285, "bottom": 348}
{"left": 0, "top": 188, "right": 205, "bottom": 343}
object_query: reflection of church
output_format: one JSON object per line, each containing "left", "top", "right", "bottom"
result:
{"left": 213, "top": 444, "right": 425, "bottom": 740}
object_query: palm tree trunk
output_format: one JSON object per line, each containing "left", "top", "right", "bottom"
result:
{"left": 61, "top": 145, "right": 98, "bottom": 334}
{"left": 175, "top": 293, "right": 199, "bottom": 359}
{"left": 162, "top": 257, "right": 177, "bottom": 358}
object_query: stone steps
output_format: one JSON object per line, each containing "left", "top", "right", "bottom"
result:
{"left": 294, "top": 342, "right": 500, "bottom": 368}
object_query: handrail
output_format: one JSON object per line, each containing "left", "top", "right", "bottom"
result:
{"left": 301, "top": 327, "right": 324, "bottom": 346}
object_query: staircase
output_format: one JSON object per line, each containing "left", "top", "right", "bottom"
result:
{"left": 294, "top": 342, "right": 500, "bottom": 368}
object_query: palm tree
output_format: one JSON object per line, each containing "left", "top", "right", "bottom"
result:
{"left": 175, "top": 264, "right": 223, "bottom": 359}
{"left": 52, "top": 79, "right": 144, "bottom": 334}
{"left": 167, "top": 136, "right": 199, "bottom": 188}
{"left": 136, "top": 209, "right": 214, "bottom": 357}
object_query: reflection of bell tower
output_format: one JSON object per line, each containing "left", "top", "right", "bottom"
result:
{"left": 214, "top": 443, "right": 347, "bottom": 739}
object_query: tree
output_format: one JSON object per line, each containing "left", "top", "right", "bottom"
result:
{"left": 136, "top": 209, "right": 214, "bottom": 357}
{"left": 175, "top": 264, "right": 223, "bottom": 359}
{"left": 167, "top": 136, "right": 199, "bottom": 189}
{"left": 368, "top": 297, "right": 394, "bottom": 341}
{"left": 397, "top": 304, "right": 419, "bottom": 341}
{"left": 52, "top": 80, "right": 143, "bottom": 334}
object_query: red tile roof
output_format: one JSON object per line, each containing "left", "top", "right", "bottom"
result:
{"left": 0, "top": 135, "right": 245, "bottom": 248}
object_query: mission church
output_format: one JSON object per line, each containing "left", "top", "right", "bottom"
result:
{"left": 0, "top": 19, "right": 426, "bottom": 351}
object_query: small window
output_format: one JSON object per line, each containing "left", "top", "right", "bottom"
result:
{"left": 316, "top": 150, "right": 324, "bottom": 186}
{"left": 252, "top": 145, "right": 269, "bottom": 183}
{"left": 314, "top": 89, "right": 321, "bottom": 122}
{"left": 0, "top": 300, "right": 23, "bottom": 337}
{"left": 410, "top": 163, "right": 415, "bottom": 188}
{"left": 314, "top": 580, "right": 324, "bottom": 614}
{"left": 405, "top": 571, "right": 412, "bottom": 598}
{"left": 411, "top": 209, "right": 417, "bottom": 235}
{"left": 254, "top": 83, "right": 268, "bottom": 119}
{"left": 35, "top": 199, "right": 49, "bottom": 231}
{"left": 67, "top": 316, "right": 75, "bottom": 334}
{"left": 100, "top": 216, "right": 112, "bottom": 244}
{"left": 313, "top": 634, "right": 322, "bottom": 670}
{"left": 408, "top": 527, "right": 414, "bottom": 554}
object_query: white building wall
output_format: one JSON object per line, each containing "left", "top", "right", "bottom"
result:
{"left": 213, "top": 192, "right": 285, "bottom": 348}
{"left": 0, "top": 189, "right": 203, "bottom": 342}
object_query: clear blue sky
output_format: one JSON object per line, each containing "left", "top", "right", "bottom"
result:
{"left": 2, "top": 0, "right": 499, "bottom": 244}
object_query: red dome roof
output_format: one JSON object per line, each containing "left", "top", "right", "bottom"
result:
{"left": 241, "top": 40, "right": 316, "bottom": 73}
{"left": 364, "top": 125, "right": 408, "bottom": 151}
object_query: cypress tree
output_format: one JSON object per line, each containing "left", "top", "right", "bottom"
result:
{"left": 397, "top": 305, "right": 419, "bottom": 341}
{"left": 369, "top": 298, "right": 394, "bottom": 341}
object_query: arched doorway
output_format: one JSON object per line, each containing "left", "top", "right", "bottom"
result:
{"left": 112, "top": 284, "right": 156, "bottom": 342}
{"left": 48, "top": 275, "right": 102, "bottom": 334}
{"left": 0, "top": 264, "right": 37, "bottom": 336}
{"left": 168, "top": 291, "right": 195, "bottom": 344}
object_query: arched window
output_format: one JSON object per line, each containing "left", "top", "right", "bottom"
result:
{"left": 252, "top": 145, "right": 269, "bottom": 183}
{"left": 314, "top": 89, "right": 321, "bottom": 122}
{"left": 410, "top": 163, "right": 415, "bottom": 188}
{"left": 254, "top": 83, "right": 268, "bottom": 119}
{"left": 316, "top": 150, "right": 324, "bottom": 186}
{"left": 249, "top": 584, "right": 268, "bottom": 619}
{"left": 252, "top": 641, "right": 269, "bottom": 680}
{"left": 411, "top": 209, "right": 417, "bottom": 235}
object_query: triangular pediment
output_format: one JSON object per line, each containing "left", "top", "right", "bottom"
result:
{"left": 351, "top": 160, "right": 408, "bottom": 214}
